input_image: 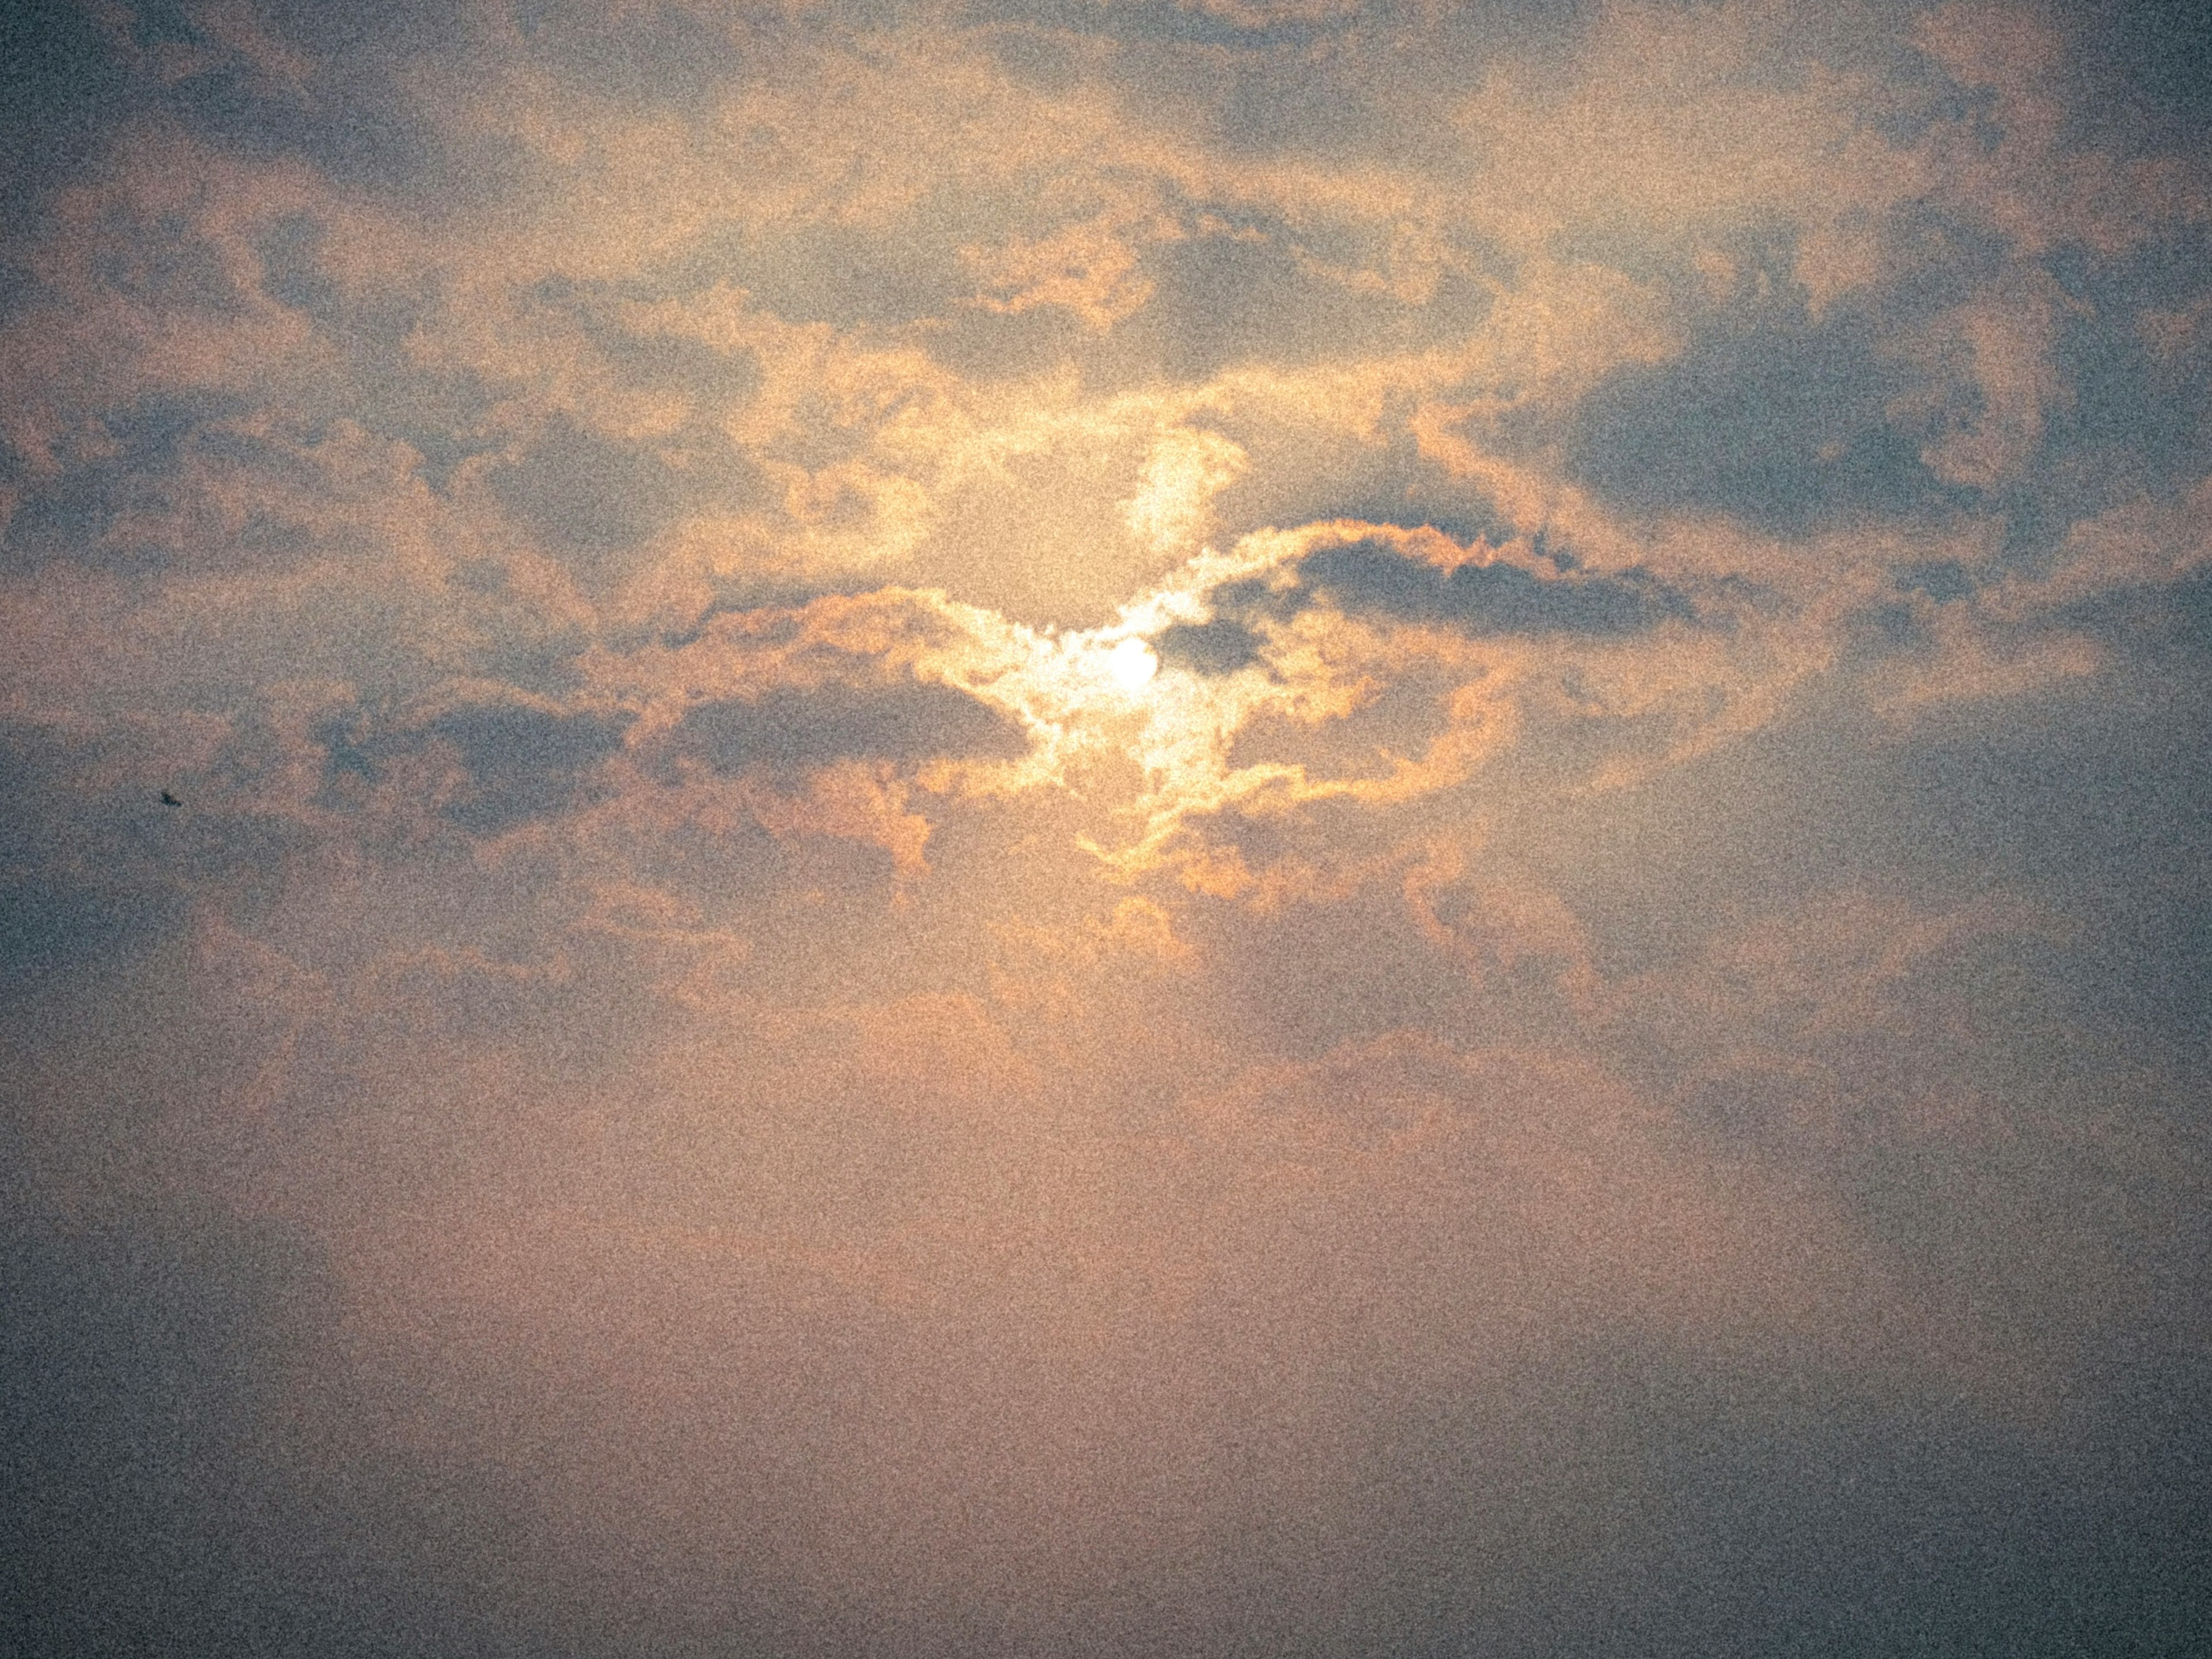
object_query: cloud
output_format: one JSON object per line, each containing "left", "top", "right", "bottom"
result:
{"left": 661, "top": 679, "right": 1031, "bottom": 776}
{"left": 961, "top": 204, "right": 1165, "bottom": 331}
{"left": 321, "top": 696, "right": 632, "bottom": 838}
{"left": 1122, "top": 424, "right": 1247, "bottom": 556}
{"left": 1565, "top": 288, "right": 1950, "bottom": 535}
{"left": 1290, "top": 533, "right": 1694, "bottom": 634}
{"left": 1152, "top": 614, "right": 1263, "bottom": 674}
{"left": 5, "top": 2, "right": 2210, "bottom": 1653}
{"left": 1888, "top": 271, "right": 2078, "bottom": 489}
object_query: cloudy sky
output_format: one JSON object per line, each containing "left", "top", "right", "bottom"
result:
{"left": 3, "top": 1, "right": 2208, "bottom": 1653}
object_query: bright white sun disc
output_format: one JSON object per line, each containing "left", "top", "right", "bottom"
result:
{"left": 1105, "top": 637, "right": 1158, "bottom": 690}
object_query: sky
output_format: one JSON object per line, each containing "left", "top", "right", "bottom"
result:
{"left": 2, "top": 1, "right": 2209, "bottom": 1654}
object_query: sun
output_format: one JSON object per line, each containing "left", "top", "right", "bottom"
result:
{"left": 1104, "top": 636, "right": 1158, "bottom": 691}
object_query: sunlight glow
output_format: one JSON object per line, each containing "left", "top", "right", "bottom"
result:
{"left": 1105, "top": 636, "right": 1158, "bottom": 690}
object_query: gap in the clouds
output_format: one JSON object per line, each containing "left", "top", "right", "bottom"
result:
{"left": 186, "top": 1, "right": 513, "bottom": 196}
{"left": 919, "top": 293, "right": 1115, "bottom": 388}
{"left": 1206, "top": 41, "right": 1399, "bottom": 161}
{"left": 2056, "top": 565, "right": 2212, "bottom": 669}
{"left": 24, "top": 0, "right": 453, "bottom": 198}
{"left": 489, "top": 416, "right": 689, "bottom": 571}
{"left": 1891, "top": 560, "right": 1976, "bottom": 603}
{"left": 973, "top": 16, "right": 1096, "bottom": 97}
{"left": 0, "top": 255, "right": 32, "bottom": 332}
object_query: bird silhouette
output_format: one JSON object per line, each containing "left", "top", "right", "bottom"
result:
{"left": 161, "top": 790, "right": 181, "bottom": 807}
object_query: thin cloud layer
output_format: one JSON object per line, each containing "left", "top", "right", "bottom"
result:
{"left": 3, "top": 2, "right": 2209, "bottom": 1656}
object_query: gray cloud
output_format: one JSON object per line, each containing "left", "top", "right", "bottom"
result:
{"left": 321, "top": 700, "right": 631, "bottom": 836}
{"left": 1153, "top": 615, "right": 1265, "bottom": 674}
{"left": 1566, "top": 299, "right": 1962, "bottom": 535}
{"left": 664, "top": 679, "right": 1030, "bottom": 777}
{"left": 1277, "top": 537, "right": 1696, "bottom": 635}
{"left": 3, "top": 1, "right": 2210, "bottom": 1654}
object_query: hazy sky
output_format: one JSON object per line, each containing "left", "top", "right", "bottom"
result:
{"left": 3, "top": 2, "right": 2209, "bottom": 1654}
